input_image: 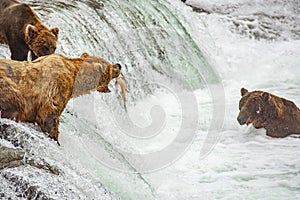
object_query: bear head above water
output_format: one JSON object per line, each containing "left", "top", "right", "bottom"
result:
{"left": 237, "top": 88, "right": 300, "bottom": 138}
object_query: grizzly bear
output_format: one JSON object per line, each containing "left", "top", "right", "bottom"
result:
{"left": 237, "top": 88, "right": 300, "bottom": 138}
{"left": 0, "top": 53, "right": 121, "bottom": 143}
{"left": 0, "top": 0, "right": 59, "bottom": 61}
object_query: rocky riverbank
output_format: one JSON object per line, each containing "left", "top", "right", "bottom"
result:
{"left": 0, "top": 118, "right": 116, "bottom": 199}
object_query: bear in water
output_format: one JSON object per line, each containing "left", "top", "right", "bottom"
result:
{"left": 237, "top": 88, "right": 300, "bottom": 138}
{"left": 0, "top": 0, "right": 59, "bottom": 61}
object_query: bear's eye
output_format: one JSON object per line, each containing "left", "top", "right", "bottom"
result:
{"left": 40, "top": 46, "right": 50, "bottom": 55}
{"left": 239, "top": 98, "right": 246, "bottom": 110}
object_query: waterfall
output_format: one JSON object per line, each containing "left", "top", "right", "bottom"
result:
{"left": 0, "top": 0, "right": 222, "bottom": 199}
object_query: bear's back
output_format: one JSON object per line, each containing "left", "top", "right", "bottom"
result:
{"left": 0, "top": 0, "right": 20, "bottom": 10}
{"left": 0, "top": 2, "right": 39, "bottom": 46}
{"left": 1, "top": 2, "right": 38, "bottom": 21}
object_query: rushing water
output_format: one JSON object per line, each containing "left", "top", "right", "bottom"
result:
{"left": 1, "top": 0, "right": 300, "bottom": 199}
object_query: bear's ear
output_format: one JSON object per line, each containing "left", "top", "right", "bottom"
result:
{"left": 80, "top": 52, "right": 89, "bottom": 59}
{"left": 25, "top": 24, "right": 38, "bottom": 39}
{"left": 51, "top": 27, "right": 59, "bottom": 38}
{"left": 262, "top": 92, "right": 269, "bottom": 102}
{"left": 241, "top": 88, "right": 248, "bottom": 96}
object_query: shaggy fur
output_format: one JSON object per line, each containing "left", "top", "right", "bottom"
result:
{"left": 237, "top": 88, "right": 300, "bottom": 138}
{"left": 0, "top": 53, "right": 120, "bottom": 143}
{"left": 0, "top": 0, "right": 59, "bottom": 61}
{"left": 72, "top": 54, "right": 121, "bottom": 97}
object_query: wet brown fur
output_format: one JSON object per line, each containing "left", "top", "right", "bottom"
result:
{"left": 72, "top": 54, "right": 121, "bottom": 97}
{"left": 0, "top": 53, "right": 120, "bottom": 143}
{"left": 237, "top": 88, "right": 300, "bottom": 138}
{"left": 0, "top": 0, "right": 59, "bottom": 61}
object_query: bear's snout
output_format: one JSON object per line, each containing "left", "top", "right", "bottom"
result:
{"left": 237, "top": 112, "right": 248, "bottom": 125}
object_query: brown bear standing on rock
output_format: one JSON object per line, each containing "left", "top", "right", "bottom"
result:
{"left": 0, "top": 0, "right": 59, "bottom": 61}
{"left": 0, "top": 53, "right": 121, "bottom": 143}
{"left": 237, "top": 88, "right": 300, "bottom": 138}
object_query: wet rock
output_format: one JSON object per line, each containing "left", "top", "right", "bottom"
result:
{"left": 0, "top": 114, "right": 116, "bottom": 199}
{"left": 2, "top": 171, "right": 53, "bottom": 200}
{"left": 190, "top": 6, "right": 211, "bottom": 14}
{"left": 0, "top": 121, "right": 58, "bottom": 199}
{"left": 26, "top": 158, "right": 60, "bottom": 175}
{"left": 0, "top": 146, "right": 25, "bottom": 170}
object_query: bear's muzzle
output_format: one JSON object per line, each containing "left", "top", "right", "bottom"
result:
{"left": 237, "top": 112, "right": 248, "bottom": 125}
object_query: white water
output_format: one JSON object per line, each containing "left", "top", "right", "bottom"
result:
{"left": 1, "top": 0, "right": 300, "bottom": 199}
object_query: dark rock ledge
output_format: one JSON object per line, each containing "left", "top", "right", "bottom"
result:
{"left": 0, "top": 146, "right": 24, "bottom": 170}
{"left": 181, "top": 0, "right": 211, "bottom": 14}
{"left": 0, "top": 120, "right": 60, "bottom": 200}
